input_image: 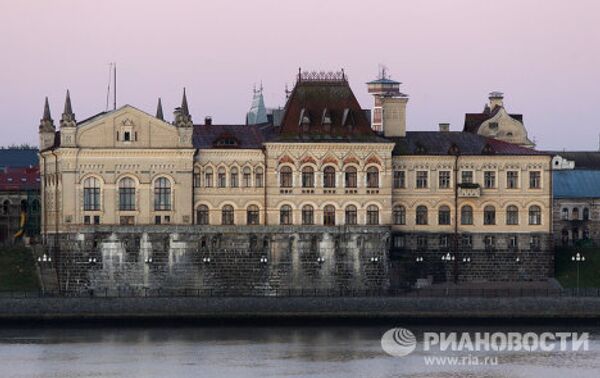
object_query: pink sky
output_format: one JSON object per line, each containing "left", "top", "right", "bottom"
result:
{"left": 1, "top": 0, "right": 599, "bottom": 150}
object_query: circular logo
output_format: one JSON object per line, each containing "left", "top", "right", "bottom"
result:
{"left": 381, "top": 327, "right": 417, "bottom": 357}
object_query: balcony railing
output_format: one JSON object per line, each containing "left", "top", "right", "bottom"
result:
{"left": 458, "top": 183, "right": 481, "bottom": 198}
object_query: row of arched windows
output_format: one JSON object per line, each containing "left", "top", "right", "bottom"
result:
{"left": 195, "top": 204, "right": 381, "bottom": 226}
{"left": 279, "top": 166, "right": 379, "bottom": 188}
{"left": 82, "top": 176, "right": 172, "bottom": 212}
{"left": 392, "top": 205, "right": 543, "bottom": 226}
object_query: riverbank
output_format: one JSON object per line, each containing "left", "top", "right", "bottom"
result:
{"left": 3, "top": 296, "right": 600, "bottom": 322}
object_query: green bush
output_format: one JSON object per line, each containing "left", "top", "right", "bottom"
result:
{"left": 0, "top": 246, "right": 40, "bottom": 291}
{"left": 555, "top": 246, "right": 600, "bottom": 288}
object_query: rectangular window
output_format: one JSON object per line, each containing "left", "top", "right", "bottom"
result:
{"left": 123, "top": 131, "right": 131, "bottom": 141}
{"left": 164, "top": 216, "right": 170, "bottom": 224}
{"left": 509, "top": 235, "right": 518, "bottom": 249}
{"left": 243, "top": 173, "right": 251, "bottom": 187}
{"left": 119, "top": 188, "right": 135, "bottom": 211}
{"left": 218, "top": 173, "right": 226, "bottom": 188}
{"left": 529, "top": 171, "right": 541, "bottom": 189}
{"left": 530, "top": 235, "right": 541, "bottom": 250}
{"left": 461, "top": 234, "right": 472, "bottom": 249}
{"left": 84, "top": 216, "right": 91, "bottom": 225}
{"left": 120, "top": 216, "right": 135, "bottom": 225}
{"left": 484, "top": 171, "right": 496, "bottom": 189}
{"left": 93, "top": 215, "right": 100, "bottom": 225}
{"left": 417, "top": 236, "right": 428, "bottom": 250}
{"left": 255, "top": 170, "right": 264, "bottom": 188}
{"left": 484, "top": 235, "right": 496, "bottom": 250}
{"left": 155, "top": 215, "right": 161, "bottom": 225}
{"left": 193, "top": 173, "right": 201, "bottom": 188}
{"left": 205, "top": 172, "right": 213, "bottom": 187}
{"left": 461, "top": 171, "right": 473, "bottom": 184}
{"left": 438, "top": 171, "right": 450, "bottom": 189}
{"left": 393, "top": 170, "right": 405, "bottom": 189}
{"left": 416, "top": 171, "right": 428, "bottom": 189}
{"left": 393, "top": 236, "right": 405, "bottom": 248}
{"left": 439, "top": 235, "right": 449, "bottom": 250}
{"left": 83, "top": 188, "right": 100, "bottom": 211}
{"left": 507, "top": 171, "right": 519, "bottom": 189}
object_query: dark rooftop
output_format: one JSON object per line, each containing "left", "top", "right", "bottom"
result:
{"left": 391, "top": 131, "right": 545, "bottom": 156}
{"left": 553, "top": 170, "right": 600, "bottom": 198}
{"left": 0, "top": 148, "right": 39, "bottom": 168}
{"left": 463, "top": 107, "right": 523, "bottom": 134}
{"left": 548, "top": 151, "right": 600, "bottom": 170}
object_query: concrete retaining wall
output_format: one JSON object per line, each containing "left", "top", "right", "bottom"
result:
{"left": 2, "top": 297, "right": 600, "bottom": 320}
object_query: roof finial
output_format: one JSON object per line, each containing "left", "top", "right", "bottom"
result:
{"left": 39, "top": 97, "right": 55, "bottom": 131}
{"left": 156, "top": 97, "right": 164, "bottom": 120}
{"left": 60, "top": 90, "right": 76, "bottom": 127}
{"left": 181, "top": 87, "right": 189, "bottom": 115}
{"left": 43, "top": 97, "right": 52, "bottom": 121}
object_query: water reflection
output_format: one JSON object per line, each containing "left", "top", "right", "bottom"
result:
{"left": 0, "top": 325, "right": 598, "bottom": 377}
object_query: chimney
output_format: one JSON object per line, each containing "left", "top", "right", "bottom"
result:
{"left": 488, "top": 91, "right": 504, "bottom": 109}
{"left": 439, "top": 123, "right": 450, "bottom": 132}
{"left": 382, "top": 96, "right": 408, "bottom": 138}
{"left": 205, "top": 116, "right": 212, "bottom": 125}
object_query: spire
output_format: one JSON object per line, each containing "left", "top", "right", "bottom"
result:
{"left": 173, "top": 88, "right": 193, "bottom": 127}
{"left": 60, "top": 90, "right": 76, "bottom": 128}
{"left": 156, "top": 97, "right": 164, "bottom": 120}
{"left": 181, "top": 88, "right": 189, "bottom": 116}
{"left": 246, "top": 84, "right": 268, "bottom": 125}
{"left": 39, "top": 97, "right": 55, "bottom": 132}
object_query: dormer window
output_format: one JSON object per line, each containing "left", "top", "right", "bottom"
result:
{"left": 123, "top": 131, "right": 131, "bottom": 141}
{"left": 214, "top": 133, "right": 240, "bottom": 148}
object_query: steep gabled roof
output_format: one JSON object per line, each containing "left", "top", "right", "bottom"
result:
{"left": 193, "top": 124, "right": 276, "bottom": 149}
{"left": 274, "top": 75, "right": 387, "bottom": 143}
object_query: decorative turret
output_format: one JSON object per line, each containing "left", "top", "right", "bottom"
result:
{"left": 246, "top": 83, "right": 268, "bottom": 125}
{"left": 60, "top": 90, "right": 76, "bottom": 128}
{"left": 367, "top": 66, "right": 408, "bottom": 137}
{"left": 59, "top": 90, "right": 77, "bottom": 147}
{"left": 173, "top": 88, "right": 193, "bottom": 128}
{"left": 156, "top": 97, "right": 164, "bottom": 121}
{"left": 38, "top": 97, "right": 56, "bottom": 151}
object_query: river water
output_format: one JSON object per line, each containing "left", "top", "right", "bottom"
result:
{"left": 0, "top": 324, "right": 598, "bottom": 377}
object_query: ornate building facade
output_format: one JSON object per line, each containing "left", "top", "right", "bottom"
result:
{"left": 38, "top": 70, "right": 553, "bottom": 293}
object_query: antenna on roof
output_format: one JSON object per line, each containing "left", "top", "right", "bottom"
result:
{"left": 105, "top": 62, "right": 117, "bottom": 111}
{"left": 378, "top": 63, "right": 389, "bottom": 80}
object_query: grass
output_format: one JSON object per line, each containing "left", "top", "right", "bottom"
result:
{"left": 555, "top": 244, "right": 600, "bottom": 288}
{"left": 0, "top": 245, "right": 40, "bottom": 291}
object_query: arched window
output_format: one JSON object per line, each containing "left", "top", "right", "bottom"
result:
{"left": 484, "top": 205, "right": 496, "bottom": 225}
{"left": 217, "top": 167, "right": 226, "bottom": 188}
{"left": 366, "top": 167, "right": 379, "bottom": 188}
{"left": 367, "top": 205, "right": 379, "bottom": 225}
{"left": 280, "top": 166, "right": 292, "bottom": 188}
{"left": 529, "top": 205, "right": 542, "bottom": 225}
{"left": 247, "top": 205, "right": 259, "bottom": 225}
{"left": 393, "top": 205, "right": 406, "bottom": 225}
{"left": 323, "top": 166, "right": 336, "bottom": 188}
{"left": 461, "top": 205, "right": 473, "bottom": 225}
{"left": 302, "top": 166, "right": 314, "bottom": 188}
{"left": 280, "top": 205, "right": 292, "bottom": 225}
{"left": 243, "top": 167, "right": 251, "bottom": 187}
{"left": 416, "top": 205, "right": 428, "bottom": 225}
{"left": 230, "top": 167, "right": 239, "bottom": 188}
{"left": 323, "top": 205, "right": 335, "bottom": 226}
{"left": 438, "top": 205, "right": 451, "bottom": 225}
{"left": 583, "top": 208, "right": 590, "bottom": 221}
{"left": 193, "top": 167, "right": 201, "bottom": 188}
{"left": 506, "top": 205, "right": 519, "bottom": 225}
{"left": 302, "top": 205, "right": 314, "bottom": 225}
{"left": 255, "top": 167, "right": 264, "bottom": 188}
{"left": 118, "top": 178, "right": 136, "bottom": 211}
{"left": 83, "top": 177, "right": 101, "bottom": 211}
{"left": 2, "top": 200, "right": 9, "bottom": 215}
{"left": 345, "top": 167, "right": 357, "bottom": 188}
{"left": 154, "top": 177, "right": 171, "bottom": 211}
{"left": 196, "top": 205, "right": 209, "bottom": 225}
{"left": 561, "top": 207, "right": 569, "bottom": 220}
{"left": 222, "top": 205, "right": 234, "bottom": 225}
{"left": 572, "top": 208, "right": 580, "bottom": 220}
{"left": 20, "top": 199, "right": 28, "bottom": 212}
{"left": 205, "top": 167, "right": 213, "bottom": 187}
{"left": 345, "top": 205, "right": 357, "bottom": 225}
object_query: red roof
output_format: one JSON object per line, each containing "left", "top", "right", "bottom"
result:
{"left": 0, "top": 167, "right": 40, "bottom": 191}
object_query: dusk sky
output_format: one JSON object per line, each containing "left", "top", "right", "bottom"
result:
{"left": 1, "top": 0, "right": 598, "bottom": 150}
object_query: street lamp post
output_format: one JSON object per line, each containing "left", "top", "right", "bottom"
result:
{"left": 571, "top": 252, "right": 586, "bottom": 295}
{"left": 441, "top": 252, "right": 455, "bottom": 295}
